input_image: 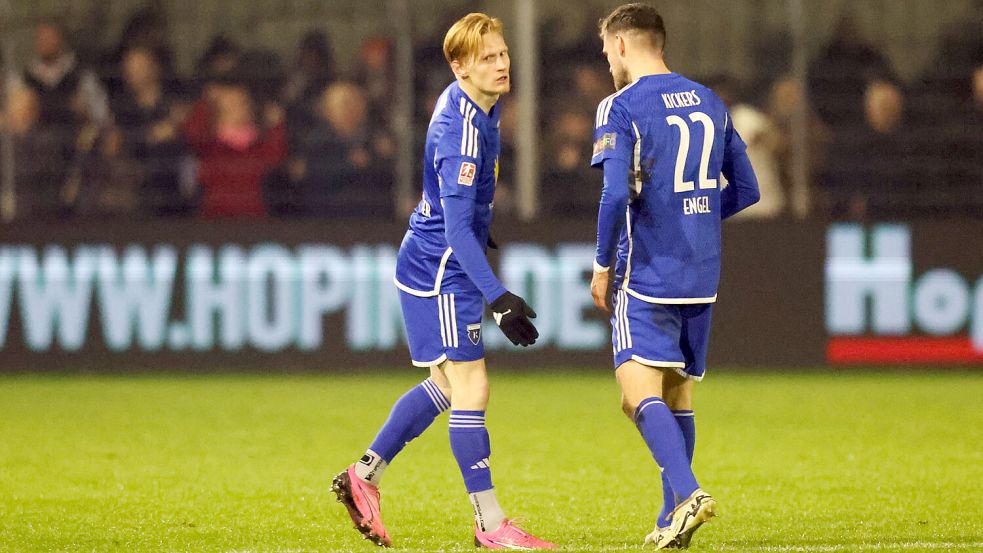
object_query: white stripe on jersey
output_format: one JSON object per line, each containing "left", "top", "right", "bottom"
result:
{"left": 594, "top": 80, "right": 640, "bottom": 129}
{"left": 460, "top": 99, "right": 468, "bottom": 155}
{"left": 471, "top": 112, "right": 479, "bottom": 157}
{"left": 595, "top": 96, "right": 611, "bottom": 128}
{"left": 623, "top": 206, "right": 635, "bottom": 290}
{"left": 631, "top": 121, "right": 643, "bottom": 195}
{"left": 468, "top": 106, "right": 479, "bottom": 158}
{"left": 465, "top": 107, "right": 472, "bottom": 156}
{"left": 459, "top": 100, "right": 479, "bottom": 158}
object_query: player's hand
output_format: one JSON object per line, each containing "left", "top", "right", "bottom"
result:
{"left": 490, "top": 291, "right": 538, "bottom": 347}
{"left": 591, "top": 269, "right": 611, "bottom": 312}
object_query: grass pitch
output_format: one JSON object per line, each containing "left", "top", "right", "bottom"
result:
{"left": 0, "top": 370, "right": 981, "bottom": 552}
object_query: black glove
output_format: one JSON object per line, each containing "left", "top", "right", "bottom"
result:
{"left": 490, "top": 291, "right": 538, "bottom": 346}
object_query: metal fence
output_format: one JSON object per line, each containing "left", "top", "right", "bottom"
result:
{"left": 1, "top": 0, "right": 981, "bottom": 224}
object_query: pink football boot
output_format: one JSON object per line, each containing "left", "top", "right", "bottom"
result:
{"left": 331, "top": 465, "right": 392, "bottom": 547}
{"left": 474, "top": 519, "right": 556, "bottom": 549}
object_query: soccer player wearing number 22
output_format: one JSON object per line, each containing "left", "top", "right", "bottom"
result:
{"left": 331, "top": 12, "right": 555, "bottom": 551}
{"left": 590, "top": 4, "right": 760, "bottom": 550}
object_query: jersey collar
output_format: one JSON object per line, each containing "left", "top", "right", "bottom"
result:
{"left": 453, "top": 82, "right": 501, "bottom": 130}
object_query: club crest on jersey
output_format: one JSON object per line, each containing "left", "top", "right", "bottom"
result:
{"left": 467, "top": 323, "right": 482, "bottom": 345}
{"left": 458, "top": 162, "right": 477, "bottom": 186}
{"left": 592, "top": 133, "right": 617, "bottom": 157}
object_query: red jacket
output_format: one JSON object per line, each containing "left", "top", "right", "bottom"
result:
{"left": 183, "top": 99, "right": 287, "bottom": 218}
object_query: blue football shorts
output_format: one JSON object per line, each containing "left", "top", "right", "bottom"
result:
{"left": 610, "top": 289, "right": 714, "bottom": 380}
{"left": 399, "top": 289, "right": 485, "bottom": 367}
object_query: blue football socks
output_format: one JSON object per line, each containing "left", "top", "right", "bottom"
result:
{"left": 449, "top": 410, "right": 494, "bottom": 493}
{"left": 657, "top": 409, "right": 697, "bottom": 527}
{"left": 635, "top": 397, "right": 699, "bottom": 507}
{"left": 449, "top": 409, "right": 507, "bottom": 531}
{"left": 354, "top": 378, "right": 450, "bottom": 485}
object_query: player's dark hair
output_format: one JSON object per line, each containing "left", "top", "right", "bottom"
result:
{"left": 598, "top": 3, "right": 666, "bottom": 52}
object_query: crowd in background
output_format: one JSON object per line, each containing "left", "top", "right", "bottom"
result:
{"left": 0, "top": 12, "right": 397, "bottom": 220}
{"left": 0, "top": 9, "right": 980, "bottom": 221}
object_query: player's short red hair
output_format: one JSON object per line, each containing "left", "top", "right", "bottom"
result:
{"left": 443, "top": 13, "right": 504, "bottom": 66}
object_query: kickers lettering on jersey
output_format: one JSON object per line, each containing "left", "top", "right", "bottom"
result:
{"left": 458, "top": 162, "right": 477, "bottom": 186}
{"left": 683, "top": 196, "right": 711, "bottom": 215}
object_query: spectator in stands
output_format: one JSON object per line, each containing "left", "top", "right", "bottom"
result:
{"left": 489, "top": 94, "right": 517, "bottom": 218}
{"left": 111, "top": 46, "right": 192, "bottom": 215}
{"left": 182, "top": 72, "right": 287, "bottom": 218}
{"left": 820, "top": 80, "right": 917, "bottom": 219}
{"left": 935, "top": 43, "right": 983, "bottom": 209}
{"left": 709, "top": 76, "right": 785, "bottom": 219}
{"left": 765, "top": 75, "right": 830, "bottom": 217}
{"left": 23, "top": 20, "right": 110, "bottom": 133}
{"left": 540, "top": 107, "right": 596, "bottom": 217}
{"left": 194, "top": 35, "right": 241, "bottom": 94}
{"left": 355, "top": 37, "right": 394, "bottom": 129}
{"left": 283, "top": 31, "right": 335, "bottom": 143}
{"left": 102, "top": 9, "right": 178, "bottom": 99}
{"left": 62, "top": 83, "right": 138, "bottom": 217}
{"left": 0, "top": 86, "right": 70, "bottom": 219}
{"left": 568, "top": 62, "right": 610, "bottom": 114}
{"left": 290, "top": 81, "right": 392, "bottom": 217}
{"left": 807, "top": 15, "right": 893, "bottom": 132}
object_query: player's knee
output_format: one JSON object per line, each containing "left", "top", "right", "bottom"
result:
{"left": 434, "top": 384, "right": 452, "bottom": 401}
{"left": 621, "top": 397, "right": 638, "bottom": 420}
{"left": 452, "top": 380, "right": 489, "bottom": 409}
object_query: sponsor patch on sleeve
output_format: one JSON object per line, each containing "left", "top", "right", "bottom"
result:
{"left": 592, "top": 133, "right": 617, "bottom": 157}
{"left": 458, "top": 162, "right": 477, "bottom": 186}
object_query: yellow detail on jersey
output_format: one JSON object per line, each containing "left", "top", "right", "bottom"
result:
{"left": 495, "top": 158, "right": 499, "bottom": 183}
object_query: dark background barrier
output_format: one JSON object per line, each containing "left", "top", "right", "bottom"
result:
{"left": 3, "top": 219, "right": 979, "bottom": 371}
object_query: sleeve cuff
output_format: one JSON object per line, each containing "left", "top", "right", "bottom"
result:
{"left": 593, "top": 260, "right": 610, "bottom": 273}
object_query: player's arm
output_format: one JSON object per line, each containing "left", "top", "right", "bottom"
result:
{"left": 438, "top": 161, "right": 538, "bottom": 347}
{"left": 720, "top": 113, "right": 761, "bottom": 219}
{"left": 591, "top": 158, "right": 631, "bottom": 312}
{"left": 441, "top": 194, "right": 507, "bottom": 303}
{"left": 589, "top": 97, "right": 635, "bottom": 312}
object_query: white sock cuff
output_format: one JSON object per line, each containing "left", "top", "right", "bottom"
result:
{"left": 421, "top": 378, "right": 450, "bottom": 411}
{"left": 449, "top": 412, "right": 486, "bottom": 428}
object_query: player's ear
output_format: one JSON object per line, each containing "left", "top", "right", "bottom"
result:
{"left": 451, "top": 59, "right": 467, "bottom": 79}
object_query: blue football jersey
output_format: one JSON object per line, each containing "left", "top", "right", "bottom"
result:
{"left": 591, "top": 73, "right": 748, "bottom": 303}
{"left": 395, "top": 82, "right": 501, "bottom": 296}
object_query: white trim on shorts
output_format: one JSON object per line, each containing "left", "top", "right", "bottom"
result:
{"left": 630, "top": 354, "right": 705, "bottom": 382}
{"left": 411, "top": 354, "right": 448, "bottom": 368}
{"left": 624, "top": 287, "right": 717, "bottom": 304}
{"left": 392, "top": 247, "right": 455, "bottom": 297}
{"left": 630, "top": 354, "right": 686, "bottom": 369}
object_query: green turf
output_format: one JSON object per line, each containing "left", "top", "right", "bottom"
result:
{"left": 0, "top": 371, "right": 981, "bottom": 552}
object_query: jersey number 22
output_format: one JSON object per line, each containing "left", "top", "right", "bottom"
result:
{"left": 666, "top": 112, "right": 717, "bottom": 193}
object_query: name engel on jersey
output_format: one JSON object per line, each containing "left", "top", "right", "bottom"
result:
{"left": 662, "top": 90, "right": 702, "bottom": 109}
{"left": 683, "top": 196, "right": 712, "bottom": 215}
